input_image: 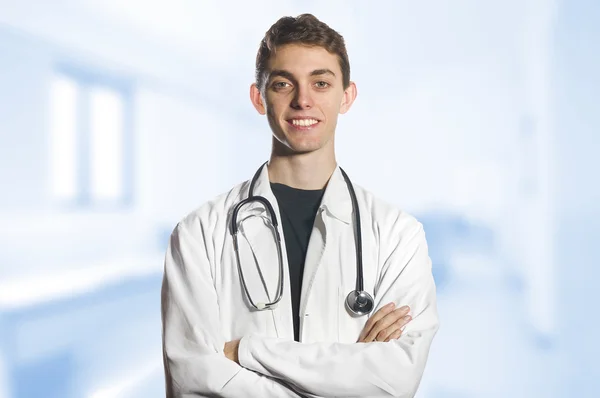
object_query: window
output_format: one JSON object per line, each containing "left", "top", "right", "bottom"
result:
{"left": 50, "top": 76, "right": 79, "bottom": 201}
{"left": 49, "top": 68, "right": 133, "bottom": 208}
{"left": 89, "top": 87, "right": 125, "bottom": 202}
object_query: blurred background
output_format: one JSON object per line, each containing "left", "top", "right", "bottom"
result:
{"left": 0, "top": 0, "right": 598, "bottom": 397}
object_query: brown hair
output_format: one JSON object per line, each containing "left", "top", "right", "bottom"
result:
{"left": 255, "top": 14, "right": 350, "bottom": 91}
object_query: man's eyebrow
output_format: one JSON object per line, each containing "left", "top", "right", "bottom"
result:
{"left": 310, "top": 68, "right": 336, "bottom": 77}
{"left": 268, "top": 69, "right": 295, "bottom": 81}
{"left": 268, "top": 68, "right": 336, "bottom": 81}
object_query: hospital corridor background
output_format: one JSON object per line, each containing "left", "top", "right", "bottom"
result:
{"left": 0, "top": 0, "right": 598, "bottom": 397}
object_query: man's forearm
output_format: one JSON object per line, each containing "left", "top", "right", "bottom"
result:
{"left": 219, "top": 365, "right": 308, "bottom": 398}
{"left": 237, "top": 317, "right": 438, "bottom": 398}
{"left": 164, "top": 344, "right": 306, "bottom": 397}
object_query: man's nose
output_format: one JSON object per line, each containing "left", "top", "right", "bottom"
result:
{"left": 291, "top": 85, "right": 313, "bottom": 109}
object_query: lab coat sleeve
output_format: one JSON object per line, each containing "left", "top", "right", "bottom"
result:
{"left": 237, "top": 221, "right": 440, "bottom": 398}
{"left": 161, "top": 219, "right": 305, "bottom": 398}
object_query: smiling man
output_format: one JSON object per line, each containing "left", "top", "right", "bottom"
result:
{"left": 161, "top": 14, "right": 439, "bottom": 398}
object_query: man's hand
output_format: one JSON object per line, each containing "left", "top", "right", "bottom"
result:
{"left": 357, "top": 303, "right": 411, "bottom": 343}
{"left": 224, "top": 339, "right": 241, "bottom": 364}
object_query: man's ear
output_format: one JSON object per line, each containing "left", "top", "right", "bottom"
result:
{"left": 339, "top": 81, "right": 357, "bottom": 114}
{"left": 250, "top": 83, "right": 266, "bottom": 115}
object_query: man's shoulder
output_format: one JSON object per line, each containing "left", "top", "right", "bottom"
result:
{"left": 176, "top": 179, "right": 250, "bottom": 231}
{"left": 352, "top": 185, "right": 427, "bottom": 262}
{"left": 353, "top": 184, "right": 423, "bottom": 237}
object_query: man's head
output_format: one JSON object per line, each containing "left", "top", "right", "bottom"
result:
{"left": 250, "top": 14, "right": 357, "bottom": 156}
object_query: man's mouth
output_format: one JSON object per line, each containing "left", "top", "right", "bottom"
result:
{"left": 287, "top": 118, "right": 320, "bottom": 129}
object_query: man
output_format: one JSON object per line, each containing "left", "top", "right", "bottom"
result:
{"left": 161, "top": 14, "right": 439, "bottom": 398}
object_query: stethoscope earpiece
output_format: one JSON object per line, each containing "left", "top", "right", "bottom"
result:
{"left": 345, "top": 290, "right": 374, "bottom": 316}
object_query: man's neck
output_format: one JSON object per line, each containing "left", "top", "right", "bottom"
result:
{"left": 267, "top": 149, "right": 337, "bottom": 190}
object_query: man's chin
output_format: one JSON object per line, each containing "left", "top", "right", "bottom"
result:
{"left": 287, "top": 140, "right": 323, "bottom": 154}
{"left": 273, "top": 145, "right": 319, "bottom": 157}
{"left": 271, "top": 136, "right": 319, "bottom": 155}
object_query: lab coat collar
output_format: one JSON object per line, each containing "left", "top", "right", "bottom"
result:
{"left": 319, "top": 166, "right": 353, "bottom": 224}
{"left": 245, "top": 162, "right": 353, "bottom": 225}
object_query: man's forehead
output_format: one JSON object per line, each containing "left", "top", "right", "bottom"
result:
{"left": 266, "top": 44, "right": 340, "bottom": 74}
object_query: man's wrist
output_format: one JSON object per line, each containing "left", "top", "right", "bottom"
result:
{"left": 224, "top": 339, "right": 241, "bottom": 364}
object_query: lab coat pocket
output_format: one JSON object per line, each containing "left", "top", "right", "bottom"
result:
{"left": 337, "top": 287, "right": 367, "bottom": 343}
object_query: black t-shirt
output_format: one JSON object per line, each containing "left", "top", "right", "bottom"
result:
{"left": 270, "top": 182, "right": 325, "bottom": 341}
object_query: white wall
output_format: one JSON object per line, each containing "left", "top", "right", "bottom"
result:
{"left": 553, "top": 0, "right": 600, "bottom": 394}
{"left": 134, "top": 87, "right": 237, "bottom": 226}
{"left": 0, "top": 28, "right": 52, "bottom": 211}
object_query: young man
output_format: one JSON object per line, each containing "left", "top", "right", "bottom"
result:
{"left": 161, "top": 14, "right": 439, "bottom": 398}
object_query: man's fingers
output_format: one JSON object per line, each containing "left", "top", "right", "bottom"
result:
{"left": 363, "top": 307, "right": 409, "bottom": 342}
{"left": 385, "top": 328, "right": 403, "bottom": 342}
{"left": 376, "top": 315, "right": 411, "bottom": 342}
{"left": 364, "top": 307, "right": 409, "bottom": 342}
{"left": 358, "top": 302, "right": 396, "bottom": 342}
{"left": 362, "top": 306, "right": 410, "bottom": 342}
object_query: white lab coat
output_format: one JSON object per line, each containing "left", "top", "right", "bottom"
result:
{"left": 161, "top": 165, "right": 440, "bottom": 398}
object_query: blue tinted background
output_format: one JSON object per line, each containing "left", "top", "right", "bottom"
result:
{"left": 0, "top": 0, "right": 598, "bottom": 397}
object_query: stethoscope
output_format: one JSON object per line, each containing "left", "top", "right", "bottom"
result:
{"left": 229, "top": 162, "right": 375, "bottom": 316}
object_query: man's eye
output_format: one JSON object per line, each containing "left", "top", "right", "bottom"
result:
{"left": 315, "top": 81, "right": 330, "bottom": 88}
{"left": 273, "top": 82, "right": 290, "bottom": 89}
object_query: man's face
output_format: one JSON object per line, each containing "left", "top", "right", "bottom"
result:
{"left": 251, "top": 44, "right": 356, "bottom": 155}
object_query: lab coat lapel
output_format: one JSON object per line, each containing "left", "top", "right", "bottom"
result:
{"left": 299, "top": 166, "right": 353, "bottom": 317}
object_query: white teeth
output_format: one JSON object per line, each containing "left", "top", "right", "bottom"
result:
{"left": 292, "top": 119, "right": 318, "bottom": 127}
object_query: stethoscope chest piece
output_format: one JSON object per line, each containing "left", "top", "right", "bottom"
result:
{"left": 345, "top": 290, "right": 375, "bottom": 316}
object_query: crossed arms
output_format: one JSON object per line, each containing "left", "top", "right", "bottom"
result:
{"left": 161, "top": 216, "right": 439, "bottom": 397}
